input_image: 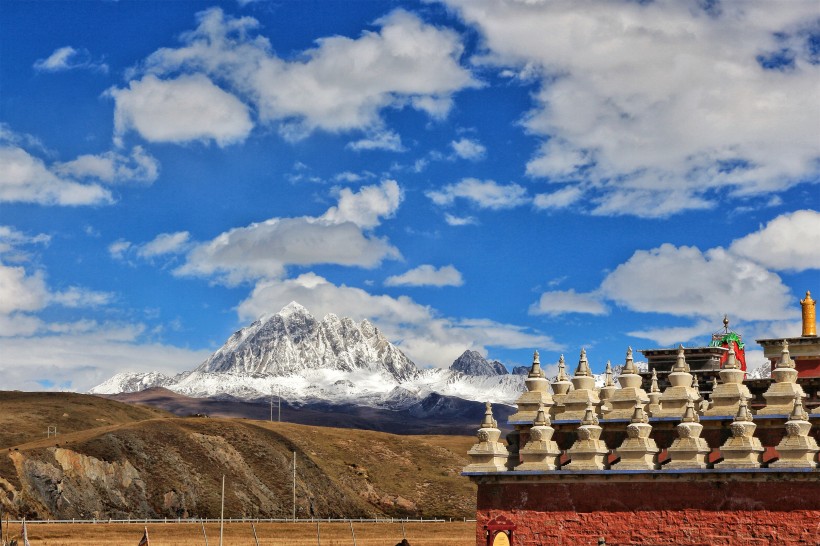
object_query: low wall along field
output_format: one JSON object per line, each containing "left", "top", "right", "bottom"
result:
{"left": 4, "top": 521, "right": 475, "bottom": 546}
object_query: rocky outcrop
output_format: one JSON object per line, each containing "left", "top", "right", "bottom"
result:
{"left": 450, "top": 350, "right": 508, "bottom": 376}
{"left": 0, "top": 417, "right": 474, "bottom": 521}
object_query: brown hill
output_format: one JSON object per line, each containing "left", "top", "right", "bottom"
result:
{"left": 0, "top": 393, "right": 477, "bottom": 521}
{"left": 0, "top": 391, "right": 172, "bottom": 449}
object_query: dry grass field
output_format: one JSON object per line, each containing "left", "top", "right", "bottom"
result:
{"left": 5, "top": 521, "right": 475, "bottom": 546}
{"left": 1, "top": 393, "right": 480, "bottom": 522}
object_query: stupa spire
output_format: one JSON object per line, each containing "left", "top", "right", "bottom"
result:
{"left": 575, "top": 348, "right": 592, "bottom": 377}
{"left": 622, "top": 346, "right": 636, "bottom": 375}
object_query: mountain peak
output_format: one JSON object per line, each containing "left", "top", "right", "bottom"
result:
{"left": 449, "top": 350, "right": 508, "bottom": 376}
{"left": 195, "top": 304, "right": 418, "bottom": 380}
{"left": 279, "top": 301, "right": 310, "bottom": 318}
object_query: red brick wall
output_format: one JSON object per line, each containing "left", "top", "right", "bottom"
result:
{"left": 476, "top": 480, "right": 820, "bottom": 545}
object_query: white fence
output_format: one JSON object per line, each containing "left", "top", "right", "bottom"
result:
{"left": 7, "top": 517, "right": 476, "bottom": 525}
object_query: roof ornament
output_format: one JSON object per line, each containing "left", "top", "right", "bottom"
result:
{"left": 801, "top": 290, "right": 816, "bottom": 337}
{"left": 533, "top": 403, "right": 551, "bottom": 427}
{"left": 481, "top": 401, "right": 498, "bottom": 429}
{"left": 771, "top": 394, "right": 819, "bottom": 468}
{"left": 556, "top": 354, "right": 569, "bottom": 381}
{"left": 529, "top": 350, "right": 544, "bottom": 379}
{"left": 581, "top": 402, "right": 599, "bottom": 426}
{"left": 759, "top": 339, "right": 805, "bottom": 415}
{"left": 777, "top": 340, "right": 795, "bottom": 369}
{"left": 622, "top": 346, "right": 636, "bottom": 375}
{"left": 718, "top": 397, "right": 763, "bottom": 468}
{"left": 681, "top": 396, "right": 699, "bottom": 423}
{"left": 672, "top": 345, "right": 689, "bottom": 373}
{"left": 604, "top": 360, "right": 615, "bottom": 387}
{"left": 724, "top": 343, "right": 739, "bottom": 370}
{"left": 575, "top": 348, "right": 592, "bottom": 377}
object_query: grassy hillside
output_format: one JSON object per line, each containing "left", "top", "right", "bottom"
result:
{"left": 0, "top": 391, "right": 172, "bottom": 449}
{"left": 0, "top": 393, "right": 478, "bottom": 521}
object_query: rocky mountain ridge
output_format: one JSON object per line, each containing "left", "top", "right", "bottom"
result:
{"left": 91, "top": 303, "right": 528, "bottom": 408}
{"left": 200, "top": 302, "right": 416, "bottom": 380}
{"left": 449, "top": 350, "right": 507, "bottom": 376}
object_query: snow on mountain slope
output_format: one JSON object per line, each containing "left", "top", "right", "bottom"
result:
{"left": 92, "top": 303, "right": 635, "bottom": 409}
{"left": 198, "top": 302, "right": 416, "bottom": 380}
{"left": 90, "top": 371, "right": 178, "bottom": 395}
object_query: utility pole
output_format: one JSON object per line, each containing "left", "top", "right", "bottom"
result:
{"left": 292, "top": 450, "right": 296, "bottom": 521}
{"left": 219, "top": 475, "right": 225, "bottom": 546}
{"left": 270, "top": 388, "right": 273, "bottom": 423}
{"left": 278, "top": 386, "right": 282, "bottom": 422}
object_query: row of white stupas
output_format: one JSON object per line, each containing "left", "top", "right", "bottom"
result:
{"left": 465, "top": 342, "right": 819, "bottom": 472}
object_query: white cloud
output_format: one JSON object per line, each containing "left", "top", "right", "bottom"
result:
{"left": 142, "top": 181, "right": 404, "bottom": 285}
{"left": 177, "top": 220, "right": 399, "bottom": 285}
{"left": 444, "top": 213, "right": 477, "bottom": 226}
{"left": 347, "top": 131, "right": 405, "bottom": 152}
{"left": 34, "top": 46, "right": 108, "bottom": 73}
{"left": 385, "top": 264, "right": 464, "bottom": 287}
{"left": 0, "top": 145, "right": 112, "bottom": 206}
{"left": 137, "top": 231, "right": 192, "bottom": 258}
{"left": 729, "top": 210, "right": 820, "bottom": 272}
{"left": 0, "top": 326, "right": 209, "bottom": 391}
{"left": 0, "top": 226, "right": 50, "bottom": 255}
{"left": 450, "top": 137, "right": 486, "bottom": 160}
{"left": 531, "top": 212, "right": 812, "bottom": 333}
{"left": 109, "top": 74, "right": 253, "bottom": 147}
{"left": 445, "top": 0, "right": 820, "bottom": 217}
{"left": 627, "top": 320, "right": 714, "bottom": 346}
{"left": 55, "top": 146, "right": 159, "bottom": 184}
{"left": 237, "top": 272, "right": 558, "bottom": 368}
{"left": 0, "top": 262, "right": 49, "bottom": 315}
{"left": 321, "top": 179, "right": 402, "bottom": 228}
{"left": 533, "top": 186, "right": 584, "bottom": 210}
{"left": 108, "top": 240, "right": 132, "bottom": 260}
{"left": 599, "top": 244, "right": 795, "bottom": 321}
{"left": 0, "top": 128, "right": 159, "bottom": 205}
{"left": 529, "top": 289, "right": 608, "bottom": 316}
{"left": 333, "top": 171, "right": 375, "bottom": 183}
{"left": 427, "top": 178, "right": 529, "bottom": 209}
{"left": 51, "top": 287, "right": 115, "bottom": 308}
{"left": 0, "top": 233, "right": 206, "bottom": 391}
{"left": 134, "top": 8, "right": 477, "bottom": 139}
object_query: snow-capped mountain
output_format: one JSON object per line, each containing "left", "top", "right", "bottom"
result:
{"left": 449, "top": 350, "right": 508, "bottom": 376}
{"left": 199, "top": 302, "right": 416, "bottom": 380}
{"left": 91, "top": 371, "right": 179, "bottom": 394}
{"left": 90, "top": 302, "right": 527, "bottom": 407}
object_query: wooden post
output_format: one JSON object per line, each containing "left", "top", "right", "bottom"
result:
{"left": 251, "top": 521, "right": 260, "bottom": 546}
{"left": 316, "top": 520, "right": 321, "bottom": 546}
{"left": 401, "top": 520, "right": 406, "bottom": 540}
{"left": 349, "top": 520, "right": 357, "bottom": 546}
{"left": 219, "top": 475, "right": 225, "bottom": 546}
{"left": 200, "top": 518, "right": 208, "bottom": 546}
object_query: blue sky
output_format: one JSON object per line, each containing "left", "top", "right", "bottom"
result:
{"left": 1, "top": 0, "right": 818, "bottom": 391}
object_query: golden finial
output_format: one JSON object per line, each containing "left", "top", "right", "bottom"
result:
{"left": 801, "top": 290, "right": 816, "bottom": 337}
